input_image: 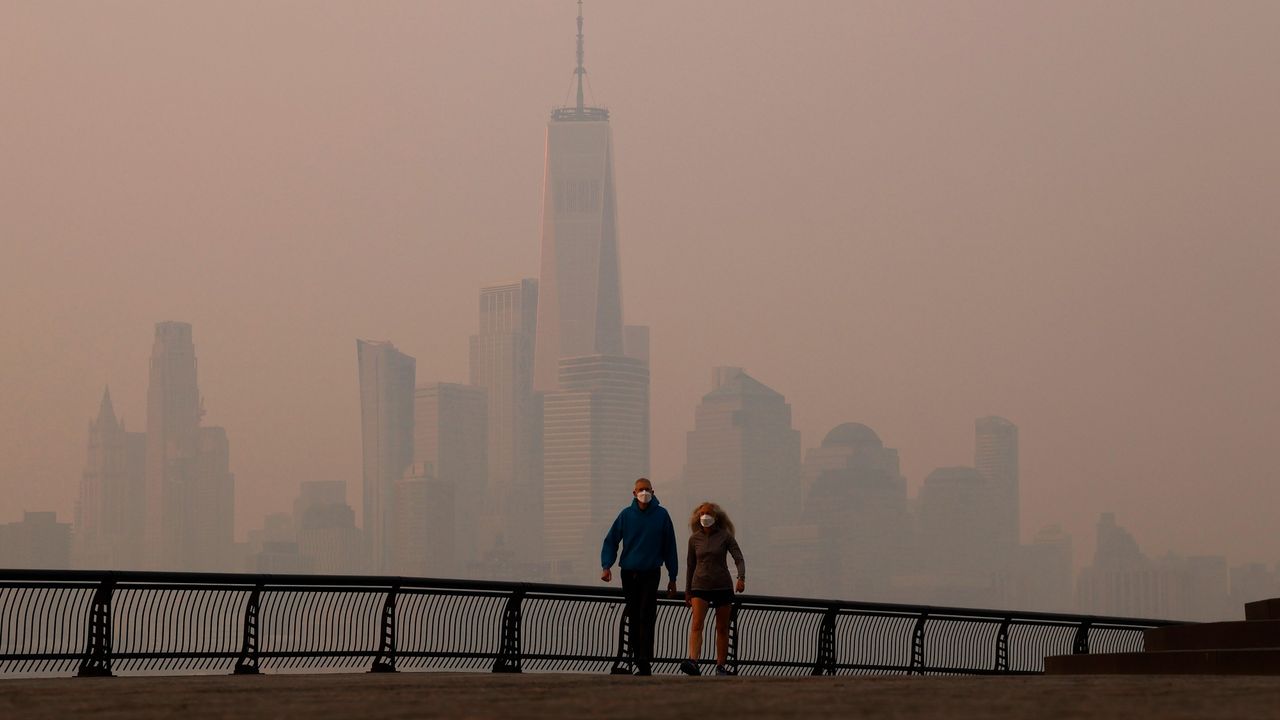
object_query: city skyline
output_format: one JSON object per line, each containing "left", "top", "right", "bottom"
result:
{"left": 3, "top": 1, "right": 1278, "bottom": 575}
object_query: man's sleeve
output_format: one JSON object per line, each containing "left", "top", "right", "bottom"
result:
{"left": 663, "top": 512, "right": 679, "bottom": 582}
{"left": 600, "top": 511, "right": 623, "bottom": 570}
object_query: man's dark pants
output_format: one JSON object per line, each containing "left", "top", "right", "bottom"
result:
{"left": 620, "top": 568, "right": 661, "bottom": 673}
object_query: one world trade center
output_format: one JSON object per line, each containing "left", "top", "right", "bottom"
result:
{"left": 534, "top": 3, "right": 650, "bottom": 576}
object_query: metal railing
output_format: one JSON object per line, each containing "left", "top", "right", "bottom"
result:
{"left": 0, "top": 570, "right": 1175, "bottom": 678}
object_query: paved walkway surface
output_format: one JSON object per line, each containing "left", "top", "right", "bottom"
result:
{"left": 3, "top": 672, "right": 1279, "bottom": 719}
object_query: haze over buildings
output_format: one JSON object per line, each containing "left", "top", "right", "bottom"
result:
{"left": 2, "top": 3, "right": 1279, "bottom": 619}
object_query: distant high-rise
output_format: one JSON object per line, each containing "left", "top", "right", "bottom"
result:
{"left": 391, "top": 463, "right": 456, "bottom": 578}
{"left": 357, "top": 339, "right": 416, "bottom": 573}
{"left": 542, "top": 355, "right": 649, "bottom": 576}
{"left": 75, "top": 387, "right": 146, "bottom": 569}
{"left": 800, "top": 423, "right": 907, "bottom": 600}
{"left": 144, "top": 321, "right": 200, "bottom": 569}
{"left": 975, "top": 416, "right": 1019, "bottom": 549}
{"left": 683, "top": 368, "right": 801, "bottom": 554}
{"left": 0, "top": 512, "right": 71, "bottom": 570}
{"left": 533, "top": 3, "right": 625, "bottom": 392}
{"left": 143, "top": 322, "right": 234, "bottom": 571}
{"left": 1077, "top": 513, "right": 1187, "bottom": 618}
{"left": 1014, "top": 524, "right": 1074, "bottom": 613}
{"left": 189, "top": 426, "right": 234, "bottom": 570}
{"left": 469, "top": 279, "right": 541, "bottom": 563}
{"left": 915, "top": 466, "right": 1005, "bottom": 605}
{"left": 413, "top": 382, "right": 487, "bottom": 570}
{"left": 293, "top": 481, "right": 363, "bottom": 575}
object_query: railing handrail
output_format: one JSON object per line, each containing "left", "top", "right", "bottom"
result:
{"left": 0, "top": 568, "right": 1179, "bottom": 628}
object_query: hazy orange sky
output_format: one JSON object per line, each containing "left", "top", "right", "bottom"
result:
{"left": 2, "top": 1, "right": 1277, "bottom": 568}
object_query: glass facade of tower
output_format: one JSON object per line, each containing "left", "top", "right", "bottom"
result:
{"left": 532, "top": 117, "right": 625, "bottom": 392}
{"left": 542, "top": 355, "right": 649, "bottom": 577}
{"left": 470, "top": 279, "right": 541, "bottom": 565}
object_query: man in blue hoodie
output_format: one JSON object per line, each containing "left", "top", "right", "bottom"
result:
{"left": 601, "top": 477, "right": 679, "bottom": 676}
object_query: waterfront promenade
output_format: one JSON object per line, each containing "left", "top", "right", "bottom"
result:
{"left": 3, "top": 672, "right": 1279, "bottom": 719}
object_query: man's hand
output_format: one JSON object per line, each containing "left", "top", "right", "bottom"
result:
{"left": 666, "top": 580, "right": 677, "bottom": 599}
{"left": 601, "top": 568, "right": 612, "bottom": 583}
{"left": 736, "top": 578, "right": 746, "bottom": 593}
{"left": 684, "top": 593, "right": 692, "bottom": 608}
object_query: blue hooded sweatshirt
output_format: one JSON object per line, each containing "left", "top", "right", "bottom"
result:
{"left": 601, "top": 496, "right": 679, "bottom": 581}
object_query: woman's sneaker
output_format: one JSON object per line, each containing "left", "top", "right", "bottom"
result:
{"left": 679, "top": 659, "right": 701, "bottom": 676}
{"left": 714, "top": 664, "right": 737, "bottom": 676}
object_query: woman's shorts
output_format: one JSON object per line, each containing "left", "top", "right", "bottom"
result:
{"left": 688, "top": 588, "right": 735, "bottom": 607}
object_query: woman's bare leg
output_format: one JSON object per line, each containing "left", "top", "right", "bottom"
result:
{"left": 689, "top": 598, "right": 709, "bottom": 660}
{"left": 714, "top": 603, "right": 733, "bottom": 666}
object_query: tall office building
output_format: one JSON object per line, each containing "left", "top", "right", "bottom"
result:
{"left": 683, "top": 368, "right": 801, "bottom": 554}
{"left": 542, "top": 355, "right": 649, "bottom": 577}
{"left": 143, "top": 322, "right": 234, "bottom": 571}
{"left": 357, "top": 339, "right": 416, "bottom": 573}
{"left": 532, "top": 4, "right": 625, "bottom": 393}
{"left": 413, "top": 382, "right": 487, "bottom": 571}
{"left": 469, "top": 279, "right": 541, "bottom": 563}
{"left": 75, "top": 387, "right": 146, "bottom": 568}
{"left": 144, "top": 321, "right": 200, "bottom": 569}
{"left": 531, "top": 4, "right": 650, "bottom": 582}
{"left": 975, "top": 416, "right": 1019, "bottom": 550}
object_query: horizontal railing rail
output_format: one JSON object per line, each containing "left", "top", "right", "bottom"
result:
{"left": 0, "top": 569, "right": 1177, "bottom": 678}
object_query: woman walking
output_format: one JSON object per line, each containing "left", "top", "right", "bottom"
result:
{"left": 680, "top": 502, "right": 746, "bottom": 676}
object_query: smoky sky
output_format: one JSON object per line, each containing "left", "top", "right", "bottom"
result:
{"left": 2, "top": 1, "right": 1277, "bottom": 568}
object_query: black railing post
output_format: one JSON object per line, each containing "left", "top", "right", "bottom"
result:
{"left": 994, "top": 617, "right": 1010, "bottom": 673}
{"left": 233, "top": 585, "right": 263, "bottom": 675}
{"left": 726, "top": 603, "right": 741, "bottom": 675}
{"left": 492, "top": 587, "right": 525, "bottom": 673}
{"left": 608, "top": 607, "right": 634, "bottom": 675}
{"left": 1072, "top": 621, "right": 1091, "bottom": 655}
{"left": 77, "top": 576, "right": 115, "bottom": 677}
{"left": 811, "top": 606, "right": 838, "bottom": 676}
{"left": 909, "top": 612, "right": 928, "bottom": 675}
{"left": 370, "top": 583, "right": 398, "bottom": 673}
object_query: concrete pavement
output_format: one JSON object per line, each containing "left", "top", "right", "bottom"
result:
{"left": 2, "top": 672, "right": 1279, "bottom": 719}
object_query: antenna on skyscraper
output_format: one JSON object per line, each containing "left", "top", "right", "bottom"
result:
{"left": 575, "top": 0, "right": 586, "bottom": 113}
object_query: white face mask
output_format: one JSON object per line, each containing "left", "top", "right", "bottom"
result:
{"left": 636, "top": 490, "right": 653, "bottom": 504}
{"left": 699, "top": 514, "right": 715, "bottom": 528}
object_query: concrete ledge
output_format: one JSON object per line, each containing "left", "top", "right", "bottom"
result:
{"left": 1045, "top": 648, "right": 1280, "bottom": 676}
{"left": 1144, "top": 620, "right": 1280, "bottom": 652}
{"left": 1245, "top": 598, "right": 1280, "bottom": 621}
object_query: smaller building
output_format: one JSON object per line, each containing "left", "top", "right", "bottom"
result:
{"left": 1013, "top": 525, "right": 1074, "bottom": 613}
{"left": 294, "top": 481, "right": 364, "bottom": 575}
{"left": 391, "top": 463, "right": 456, "bottom": 577}
{"left": 0, "top": 512, "right": 72, "bottom": 569}
{"left": 414, "top": 383, "right": 486, "bottom": 571}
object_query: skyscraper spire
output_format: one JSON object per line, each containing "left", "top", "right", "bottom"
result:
{"left": 575, "top": 0, "right": 585, "bottom": 112}
{"left": 97, "top": 385, "right": 118, "bottom": 427}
